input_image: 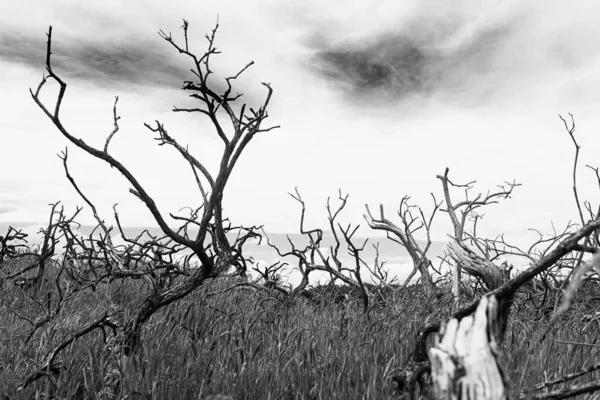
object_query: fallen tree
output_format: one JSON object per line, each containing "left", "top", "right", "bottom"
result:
{"left": 393, "top": 115, "right": 600, "bottom": 399}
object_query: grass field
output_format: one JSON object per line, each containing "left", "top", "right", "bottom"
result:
{"left": 2, "top": 254, "right": 600, "bottom": 399}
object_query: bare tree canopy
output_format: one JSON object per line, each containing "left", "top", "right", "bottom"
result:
{"left": 1, "top": 16, "right": 600, "bottom": 400}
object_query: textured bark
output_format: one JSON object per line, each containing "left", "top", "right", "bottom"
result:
{"left": 446, "top": 238, "right": 513, "bottom": 340}
{"left": 429, "top": 295, "right": 507, "bottom": 400}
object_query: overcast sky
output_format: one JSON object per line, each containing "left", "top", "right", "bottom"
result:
{"left": 1, "top": 0, "right": 599, "bottom": 252}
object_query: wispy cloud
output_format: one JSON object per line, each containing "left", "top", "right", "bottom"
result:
{"left": 293, "top": 0, "right": 600, "bottom": 109}
{"left": 0, "top": 2, "right": 269, "bottom": 103}
{"left": 307, "top": 16, "right": 517, "bottom": 106}
{"left": 0, "top": 205, "right": 15, "bottom": 214}
{"left": 1, "top": 28, "right": 228, "bottom": 93}
{"left": 1, "top": 0, "right": 600, "bottom": 244}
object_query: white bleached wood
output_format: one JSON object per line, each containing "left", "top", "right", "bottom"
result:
{"left": 429, "top": 295, "right": 507, "bottom": 400}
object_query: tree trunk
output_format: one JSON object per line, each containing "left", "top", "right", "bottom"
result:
{"left": 429, "top": 295, "right": 507, "bottom": 400}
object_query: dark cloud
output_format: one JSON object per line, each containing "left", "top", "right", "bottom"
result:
{"left": 306, "top": 18, "right": 517, "bottom": 107}
{"left": 55, "top": 40, "right": 190, "bottom": 90}
{"left": 316, "top": 39, "right": 428, "bottom": 96}
{"left": 0, "top": 28, "right": 254, "bottom": 99}
{"left": 302, "top": 1, "right": 600, "bottom": 110}
{"left": 1, "top": 30, "right": 185, "bottom": 90}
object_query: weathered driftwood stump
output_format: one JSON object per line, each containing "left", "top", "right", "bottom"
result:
{"left": 429, "top": 295, "right": 507, "bottom": 400}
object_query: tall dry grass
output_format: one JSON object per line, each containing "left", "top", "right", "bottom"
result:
{"left": 2, "top": 256, "right": 600, "bottom": 399}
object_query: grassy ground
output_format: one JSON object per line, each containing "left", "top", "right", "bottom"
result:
{"left": 2, "top": 256, "right": 600, "bottom": 399}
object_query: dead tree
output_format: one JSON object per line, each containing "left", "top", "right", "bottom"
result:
{"left": 30, "top": 20, "right": 277, "bottom": 358}
{"left": 261, "top": 188, "right": 391, "bottom": 312}
{"left": 394, "top": 218, "right": 600, "bottom": 399}
{"left": 435, "top": 293, "right": 600, "bottom": 399}
{"left": 446, "top": 238, "right": 512, "bottom": 340}
{"left": 364, "top": 195, "right": 441, "bottom": 296}
{"left": 0, "top": 204, "right": 124, "bottom": 392}
{"left": 0, "top": 203, "right": 79, "bottom": 294}
{"left": 436, "top": 168, "right": 520, "bottom": 309}
{"left": 429, "top": 295, "right": 507, "bottom": 400}
{"left": 394, "top": 115, "right": 600, "bottom": 399}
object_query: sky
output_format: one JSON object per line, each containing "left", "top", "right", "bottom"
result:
{"left": 1, "top": 0, "right": 600, "bottom": 280}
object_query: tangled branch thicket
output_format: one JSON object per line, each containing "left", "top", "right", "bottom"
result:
{"left": 1, "top": 20, "right": 600, "bottom": 400}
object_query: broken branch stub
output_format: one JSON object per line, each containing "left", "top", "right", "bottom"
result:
{"left": 429, "top": 295, "right": 507, "bottom": 400}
